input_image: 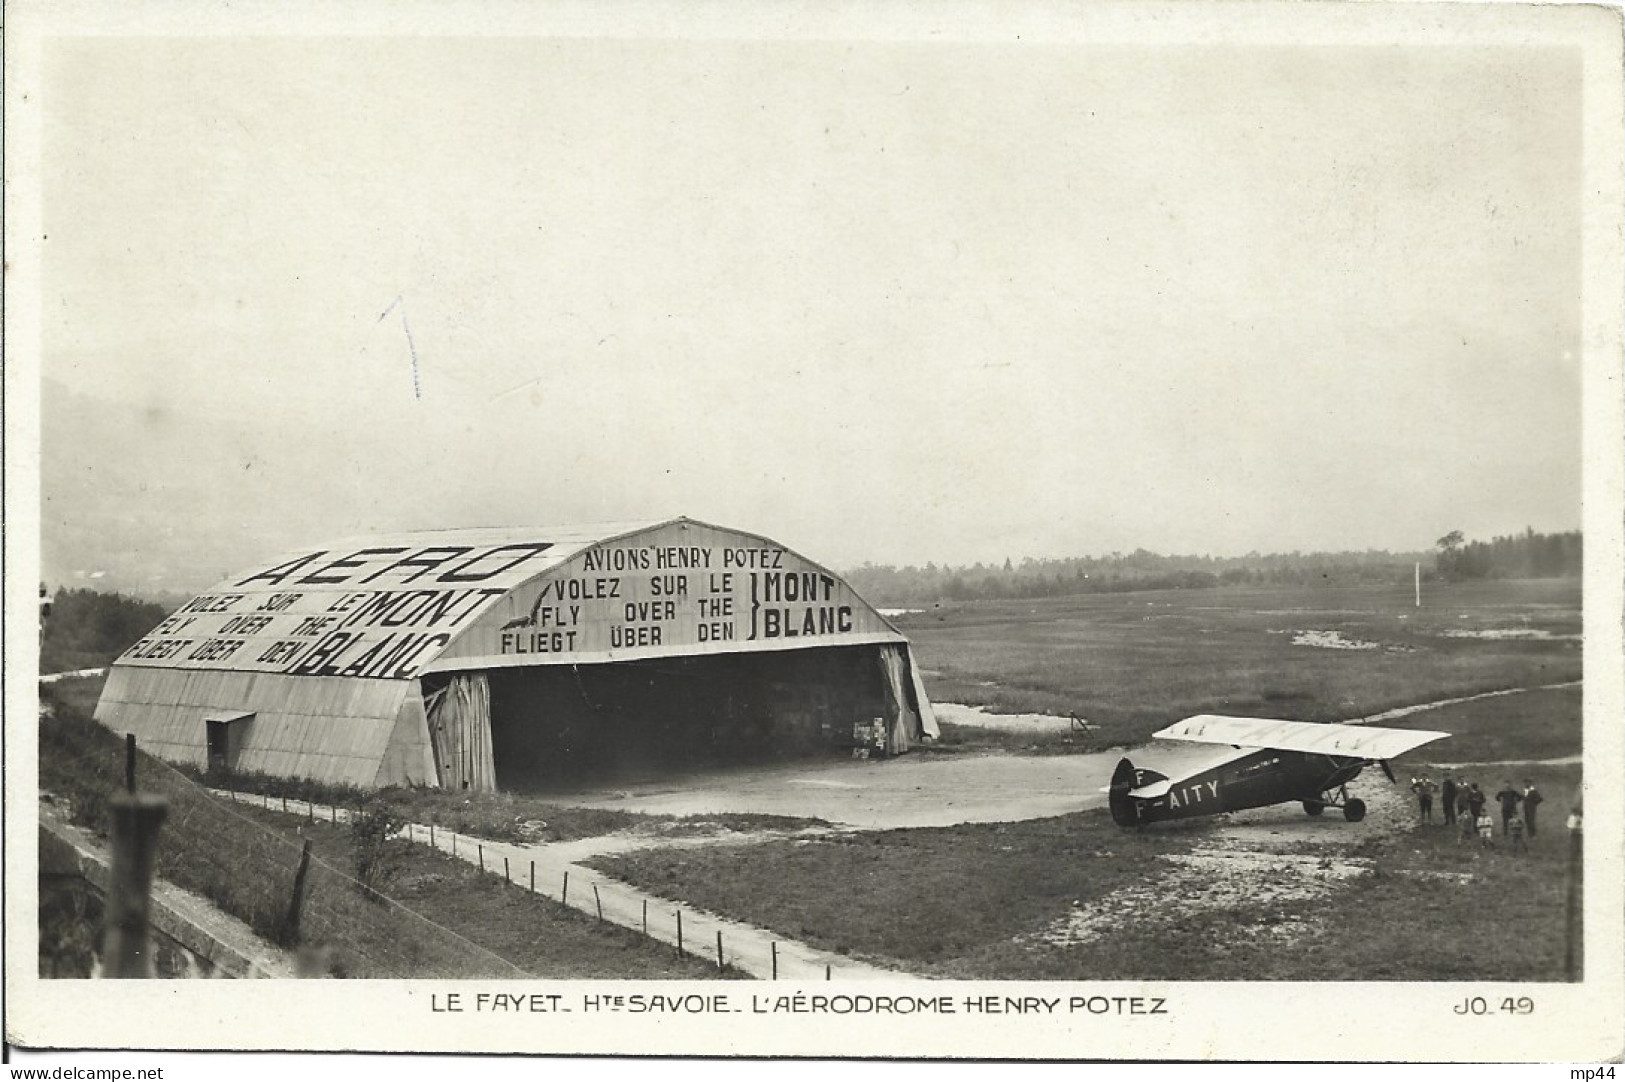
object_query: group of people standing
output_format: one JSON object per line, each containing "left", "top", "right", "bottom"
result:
{"left": 1410, "top": 774, "right": 1544, "bottom": 852}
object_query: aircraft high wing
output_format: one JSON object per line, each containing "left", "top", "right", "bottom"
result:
{"left": 1109, "top": 714, "right": 1450, "bottom": 827}
{"left": 1153, "top": 715, "right": 1449, "bottom": 760}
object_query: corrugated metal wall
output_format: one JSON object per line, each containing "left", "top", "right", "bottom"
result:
{"left": 95, "top": 666, "right": 412, "bottom": 788}
{"left": 374, "top": 683, "right": 437, "bottom": 789}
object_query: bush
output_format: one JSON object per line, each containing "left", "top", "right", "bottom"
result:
{"left": 40, "top": 588, "right": 168, "bottom": 674}
{"left": 350, "top": 801, "right": 406, "bottom": 900}
{"left": 177, "top": 763, "right": 372, "bottom": 813}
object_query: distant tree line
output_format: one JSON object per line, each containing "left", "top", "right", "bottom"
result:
{"left": 35, "top": 528, "right": 1580, "bottom": 659}
{"left": 1433, "top": 528, "right": 1582, "bottom": 582}
{"left": 842, "top": 548, "right": 1437, "bottom": 606}
{"left": 40, "top": 587, "right": 168, "bottom": 673}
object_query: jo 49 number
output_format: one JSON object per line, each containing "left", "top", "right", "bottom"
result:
{"left": 1453, "top": 996, "right": 1535, "bottom": 1015}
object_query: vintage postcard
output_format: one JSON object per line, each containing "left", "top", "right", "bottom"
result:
{"left": 4, "top": 0, "right": 1622, "bottom": 1066}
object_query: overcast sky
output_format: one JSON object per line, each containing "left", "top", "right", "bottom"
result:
{"left": 37, "top": 22, "right": 1586, "bottom": 586}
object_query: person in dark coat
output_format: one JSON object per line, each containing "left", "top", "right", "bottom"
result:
{"left": 1440, "top": 776, "right": 1458, "bottom": 826}
{"left": 1467, "top": 782, "right": 1486, "bottom": 821}
{"left": 1495, "top": 780, "right": 1523, "bottom": 837}
{"left": 1522, "top": 780, "right": 1544, "bottom": 838}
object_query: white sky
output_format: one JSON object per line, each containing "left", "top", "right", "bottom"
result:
{"left": 38, "top": 28, "right": 1585, "bottom": 583}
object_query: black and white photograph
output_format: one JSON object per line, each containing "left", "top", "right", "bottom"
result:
{"left": 4, "top": 0, "right": 1622, "bottom": 1066}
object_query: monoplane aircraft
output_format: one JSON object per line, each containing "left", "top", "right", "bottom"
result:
{"left": 1108, "top": 715, "right": 1448, "bottom": 826}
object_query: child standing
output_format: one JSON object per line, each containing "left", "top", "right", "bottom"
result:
{"left": 1507, "top": 812, "right": 1528, "bottom": 854}
{"left": 1459, "top": 807, "right": 1477, "bottom": 845}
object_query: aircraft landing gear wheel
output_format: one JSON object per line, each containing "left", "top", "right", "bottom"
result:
{"left": 1343, "top": 798, "right": 1367, "bottom": 823}
{"left": 1303, "top": 800, "right": 1326, "bottom": 816}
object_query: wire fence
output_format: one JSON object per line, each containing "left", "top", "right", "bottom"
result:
{"left": 39, "top": 691, "right": 881, "bottom": 981}
{"left": 215, "top": 787, "right": 875, "bottom": 981}
{"left": 38, "top": 708, "right": 529, "bottom": 978}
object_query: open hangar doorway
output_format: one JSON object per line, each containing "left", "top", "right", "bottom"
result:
{"left": 453, "top": 643, "right": 917, "bottom": 791}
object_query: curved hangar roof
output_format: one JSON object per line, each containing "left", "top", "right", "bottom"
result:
{"left": 116, "top": 518, "right": 908, "bottom": 681}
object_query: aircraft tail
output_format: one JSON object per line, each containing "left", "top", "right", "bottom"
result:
{"left": 1109, "top": 756, "right": 1165, "bottom": 827}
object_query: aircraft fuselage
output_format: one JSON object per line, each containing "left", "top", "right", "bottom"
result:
{"left": 1110, "top": 747, "right": 1368, "bottom": 826}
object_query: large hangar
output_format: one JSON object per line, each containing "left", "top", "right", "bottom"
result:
{"left": 94, "top": 518, "right": 939, "bottom": 791}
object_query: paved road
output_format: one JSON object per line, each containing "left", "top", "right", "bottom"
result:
{"left": 38, "top": 667, "right": 108, "bottom": 684}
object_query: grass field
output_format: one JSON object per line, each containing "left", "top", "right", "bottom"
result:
{"left": 37, "top": 683, "right": 730, "bottom": 979}
{"left": 42, "top": 579, "right": 1587, "bottom": 980}
{"left": 1387, "top": 685, "right": 1581, "bottom": 766}
{"left": 40, "top": 673, "right": 104, "bottom": 718}
{"left": 590, "top": 762, "right": 1583, "bottom": 980}
{"left": 222, "top": 805, "right": 742, "bottom": 979}
{"left": 590, "top": 808, "right": 1205, "bottom": 969}
{"left": 586, "top": 580, "right": 1586, "bottom": 980}
{"left": 974, "top": 761, "right": 1583, "bottom": 981}
{"left": 901, "top": 579, "right": 1582, "bottom": 748}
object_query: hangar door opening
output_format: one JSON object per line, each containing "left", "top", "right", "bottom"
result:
{"left": 478, "top": 643, "right": 922, "bottom": 791}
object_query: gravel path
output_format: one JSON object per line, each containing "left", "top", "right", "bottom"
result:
{"left": 225, "top": 790, "right": 913, "bottom": 981}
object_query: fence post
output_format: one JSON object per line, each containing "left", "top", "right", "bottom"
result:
{"left": 593, "top": 883, "right": 602, "bottom": 921}
{"left": 562, "top": 870, "right": 569, "bottom": 905}
{"left": 530, "top": 861, "right": 535, "bottom": 893}
{"left": 716, "top": 930, "right": 724, "bottom": 970}
{"left": 504, "top": 856, "right": 511, "bottom": 885}
{"left": 331, "top": 804, "right": 336, "bottom": 825}
{"left": 102, "top": 793, "right": 168, "bottom": 978}
{"left": 1565, "top": 811, "right": 1584, "bottom": 980}
{"left": 826, "top": 964, "right": 831, "bottom": 980}
{"left": 282, "top": 794, "right": 288, "bottom": 814}
{"left": 430, "top": 823, "right": 435, "bottom": 848}
{"left": 124, "top": 734, "right": 136, "bottom": 794}
{"left": 478, "top": 844, "right": 485, "bottom": 874}
{"left": 642, "top": 898, "right": 648, "bottom": 935}
{"left": 772, "top": 941, "right": 778, "bottom": 980}
{"left": 676, "top": 909, "right": 684, "bottom": 957}
{"left": 282, "top": 838, "right": 314, "bottom": 946}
